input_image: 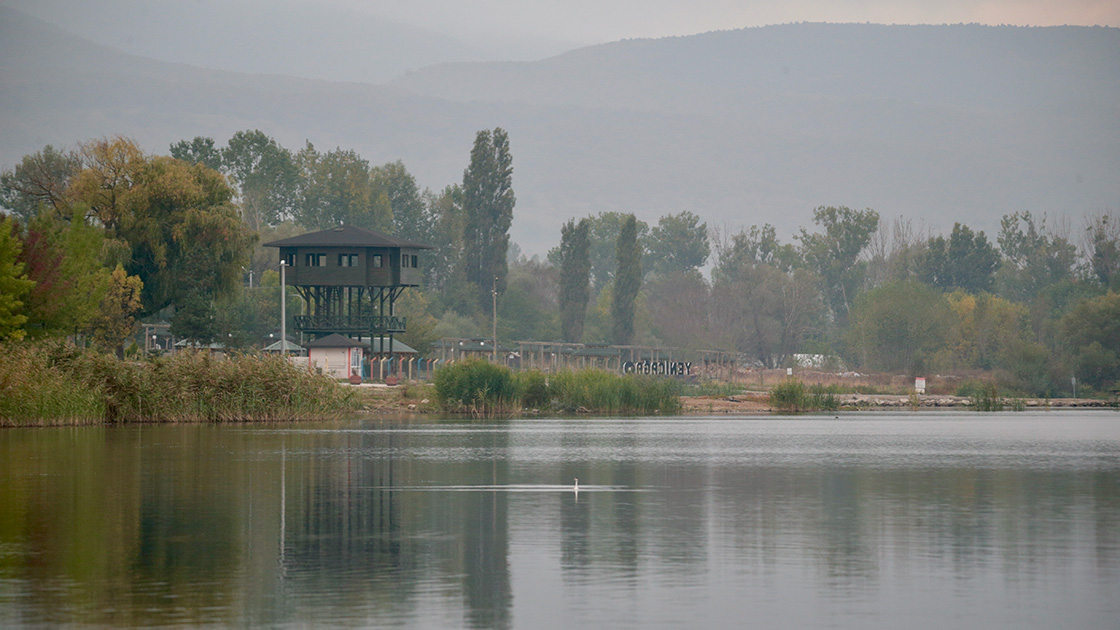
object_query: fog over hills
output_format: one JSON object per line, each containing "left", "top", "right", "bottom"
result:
{"left": 1, "top": 6, "right": 1117, "bottom": 255}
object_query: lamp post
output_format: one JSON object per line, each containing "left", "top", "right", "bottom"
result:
{"left": 491, "top": 276, "right": 498, "bottom": 363}
{"left": 280, "top": 260, "right": 287, "bottom": 357}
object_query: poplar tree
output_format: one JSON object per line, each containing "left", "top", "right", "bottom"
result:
{"left": 611, "top": 214, "right": 641, "bottom": 345}
{"left": 461, "top": 128, "right": 515, "bottom": 314}
{"left": 558, "top": 218, "right": 591, "bottom": 342}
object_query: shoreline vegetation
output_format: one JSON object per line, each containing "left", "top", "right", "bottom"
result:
{"left": 0, "top": 342, "right": 360, "bottom": 427}
{"left": 2, "top": 345, "right": 1116, "bottom": 427}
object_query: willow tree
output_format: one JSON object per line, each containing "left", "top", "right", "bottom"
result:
{"left": 611, "top": 214, "right": 641, "bottom": 345}
{"left": 558, "top": 218, "right": 591, "bottom": 342}
{"left": 461, "top": 128, "right": 515, "bottom": 314}
{"left": 68, "top": 137, "right": 256, "bottom": 316}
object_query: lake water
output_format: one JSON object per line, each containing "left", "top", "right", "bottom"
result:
{"left": 1, "top": 412, "right": 1118, "bottom": 629}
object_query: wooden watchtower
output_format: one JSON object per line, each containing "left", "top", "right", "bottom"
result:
{"left": 263, "top": 225, "right": 432, "bottom": 342}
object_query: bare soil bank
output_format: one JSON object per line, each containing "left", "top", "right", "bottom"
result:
{"left": 352, "top": 384, "right": 1117, "bottom": 417}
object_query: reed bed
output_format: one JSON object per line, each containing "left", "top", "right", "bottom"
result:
{"left": 548, "top": 369, "right": 683, "bottom": 415}
{"left": 0, "top": 342, "right": 358, "bottom": 426}
{"left": 432, "top": 361, "right": 683, "bottom": 416}
{"left": 769, "top": 378, "right": 841, "bottom": 412}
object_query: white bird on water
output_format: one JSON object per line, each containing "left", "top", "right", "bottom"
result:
{"left": 574, "top": 477, "right": 579, "bottom": 492}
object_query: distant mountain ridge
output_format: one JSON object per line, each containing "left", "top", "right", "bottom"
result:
{"left": 1, "top": 8, "right": 1117, "bottom": 255}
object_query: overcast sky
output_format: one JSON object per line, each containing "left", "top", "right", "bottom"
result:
{"left": 342, "top": 0, "right": 1120, "bottom": 43}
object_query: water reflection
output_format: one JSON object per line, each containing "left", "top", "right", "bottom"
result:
{"left": 1, "top": 414, "right": 1118, "bottom": 629}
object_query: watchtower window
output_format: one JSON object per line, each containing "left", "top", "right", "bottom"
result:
{"left": 338, "top": 254, "right": 358, "bottom": 267}
{"left": 372, "top": 255, "right": 383, "bottom": 268}
{"left": 305, "top": 253, "right": 326, "bottom": 267}
{"left": 402, "top": 254, "right": 419, "bottom": 268}
{"left": 283, "top": 253, "right": 296, "bottom": 267}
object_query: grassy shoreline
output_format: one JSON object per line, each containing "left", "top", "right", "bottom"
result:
{"left": 0, "top": 342, "right": 360, "bottom": 427}
{"left": 5, "top": 346, "right": 1114, "bottom": 427}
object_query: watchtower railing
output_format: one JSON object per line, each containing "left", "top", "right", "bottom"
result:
{"left": 294, "top": 314, "right": 407, "bottom": 334}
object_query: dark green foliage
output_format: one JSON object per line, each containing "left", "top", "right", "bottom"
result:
{"left": 798, "top": 206, "right": 880, "bottom": 325}
{"left": 996, "top": 211, "right": 1078, "bottom": 303}
{"left": 169, "top": 136, "right": 223, "bottom": 172}
{"left": 497, "top": 259, "right": 559, "bottom": 341}
{"left": 611, "top": 214, "right": 641, "bottom": 345}
{"left": 170, "top": 289, "right": 218, "bottom": 346}
{"left": 517, "top": 370, "right": 551, "bottom": 409}
{"left": 221, "top": 129, "right": 300, "bottom": 229}
{"left": 1085, "top": 211, "right": 1120, "bottom": 290}
{"left": 645, "top": 211, "right": 709, "bottom": 276}
{"left": 378, "top": 160, "right": 430, "bottom": 243}
{"left": 1061, "top": 292, "right": 1120, "bottom": 390}
{"left": 558, "top": 218, "right": 591, "bottom": 342}
{"left": 462, "top": 128, "right": 515, "bottom": 314}
{"left": 847, "top": 281, "right": 952, "bottom": 374}
{"left": 917, "top": 222, "right": 999, "bottom": 293}
{"left": 0, "top": 343, "right": 358, "bottom": 425}
{"left": 433, "top": 359, "right": 520, "bottom": 416}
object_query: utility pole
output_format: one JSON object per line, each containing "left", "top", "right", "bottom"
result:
{"left": 497, "top": 275, "right": 501, "bottom": 363}
{"left": 280, "top": 260, "right": 287, "bottom": 357}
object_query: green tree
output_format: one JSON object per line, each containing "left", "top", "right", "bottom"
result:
{"left": 917, "top": 223, "right": 1000, "bottom": 293}
{"left": 171, "top": 289, "right": 217, "bottom": 346}
{"left": 1060, "top": 292, "right": 1120, "bottom": 390}
{"left": 1083, "top": 210, "right": 1120, "bottom": 291}
{"left": 996, "top": 211, "right": 1078, "bottom": 303}
{"left": 68, "top": 138, "right": 255, "bottom": 316}
{"left": 0, "top": 216, "right": 34, "bottom": 340}
{"left": 581, "top": 212, "right": 650, "bottom": 291}
{"left": 645, "top": 211, "right": 709, "bottom": 277}
{"left": 375, "top": 160, "right": 429, "bottom": 242}
{"left": 461, "top": 128, "right": 515, "bottom": 313}
{"left": 16, "top": 214, "right": 109, "bottom": 338}
{"left": 798, "top": 206, "right": 880, "bottom": 325}
{"left": 422, "top": 185, "right": 468, "bottom": 310}
{"left": 0, "top": 145, "right": 80, "bottom": 221}
{"left": 498, "top": 259, "right": 559, "bottom": 342}
{"left": 169, "top": 136, "right": 223, "bottom": 172}
{"left": 296, "top": 143, "right": 390, "bottom": 231}
{"left": 711, "top": 258, "right": 822, "bottom": 368}
{"left": 646, "top": 269, "right": 712, "bottom": 351}
{"left": 89, "top": 264, "right": 143, "bottom": 358}
{"left": 395, "top": 289, "right": 440, "bottom": 356}
{"left": 846, "top": 281, "right": 952, "bottom": 374}
{"left": 943, "top": 291, "right": 1028, "bottom": 370}
{"left": 557, "top": 218, "right": 591, "bottom": 342}
{"left": 611, "top": 214, "right": 641, "bottom": 345}
{"left": 713, "top": 223, "right": 800, "bottom": 273}
{"left": 221, "top": 129, "right": 299, "bottom": 229}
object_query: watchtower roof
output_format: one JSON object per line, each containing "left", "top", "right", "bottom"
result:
{"left": 263, "top": 225, "right": 432, "bottom": 249}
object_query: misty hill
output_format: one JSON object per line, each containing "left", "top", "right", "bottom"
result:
{"left": 0, "top": 0, "right": 572, "bottom": 83}
{"left": 1, "top": 8, "right": 1118, "bottom": 255}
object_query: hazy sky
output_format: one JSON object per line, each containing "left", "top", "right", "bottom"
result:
{"left": 343, "top": 0, "right": 1120, "bottom": 43}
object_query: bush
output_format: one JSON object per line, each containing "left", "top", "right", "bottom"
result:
{"left": 770, "top": 378, "right": 840, "bottom": 412}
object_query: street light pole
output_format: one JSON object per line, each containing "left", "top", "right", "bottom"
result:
{"left": 492, "top": 275, "right": 498, "bottom": 363}
{"left": 280, "top": 260, "right": 287, "bottom": 357}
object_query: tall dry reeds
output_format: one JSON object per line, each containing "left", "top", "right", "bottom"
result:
{"left": 0, "top": 342, "right": 359, "bottom": 426}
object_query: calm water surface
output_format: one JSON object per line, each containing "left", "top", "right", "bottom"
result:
{"left": 1, "top": 412, "right": 1118, "bottom": 629}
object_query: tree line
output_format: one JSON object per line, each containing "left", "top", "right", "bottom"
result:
{"left": 2, "top": 129, "right": 1118, "bottom": 397}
